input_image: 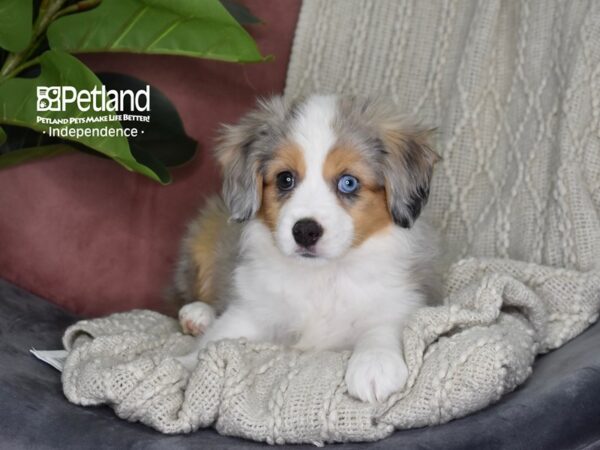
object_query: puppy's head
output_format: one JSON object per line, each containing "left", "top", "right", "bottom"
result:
{"left": 215, "top": 95, "right": 439, "bottom": 260}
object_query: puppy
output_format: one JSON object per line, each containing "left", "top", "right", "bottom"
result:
{"left": 168, "top": 95, "right": 441, "bottom": 403}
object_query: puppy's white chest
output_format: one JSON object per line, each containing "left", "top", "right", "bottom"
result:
{"left": 289, "top": 272, "right": 374, "bottom": 350}
{"left": 236, "top": 245, "right": 407, "bottom": 351}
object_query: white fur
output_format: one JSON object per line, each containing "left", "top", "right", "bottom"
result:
{"left": 179, "top": 95, "right": 435, "bottom": 403}
{"left": 179, "top": 302, "right": 215, "bottom": 336}
{"left": 192, "top": 221, "right": 428, "bottom": 402}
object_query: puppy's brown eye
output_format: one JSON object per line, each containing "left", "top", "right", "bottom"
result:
{"left": 276, "top": 171, "right": 295, "bottom": 191}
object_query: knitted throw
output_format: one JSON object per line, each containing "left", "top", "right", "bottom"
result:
{"left": 62, "top": 0, "right": 600, "bottom": 444}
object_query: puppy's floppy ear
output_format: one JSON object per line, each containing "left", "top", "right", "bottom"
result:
{"left": 379, "top": 124, "right": 440, "bottom": 228}
{"left": 214, "top": 97, "right": 287, "bottom": 222}
{"left": 214, "top": 123, "right": 262, "bottom": 222}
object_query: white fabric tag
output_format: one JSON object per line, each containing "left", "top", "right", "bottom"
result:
{"left": 30, "top": 348, "right": 67, "bottom": 372}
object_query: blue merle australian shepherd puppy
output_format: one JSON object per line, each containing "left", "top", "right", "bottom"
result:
{"left": 169, "top": 95, "right": 441, "bottom": 403}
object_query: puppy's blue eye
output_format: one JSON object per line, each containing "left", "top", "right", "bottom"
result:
{"left": 337, "top": 174, "right": 359, "bottom": 194}
{"left": 276, "top": 171, "right": 295, "bottom": 191}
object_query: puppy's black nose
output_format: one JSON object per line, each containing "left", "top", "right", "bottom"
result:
{"left": 292, "top": 219, "right": 323, "bottom": 248}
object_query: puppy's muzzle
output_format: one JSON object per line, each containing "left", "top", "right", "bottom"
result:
{"left": 292, "top": 218, "right": 323, "bottom": 248}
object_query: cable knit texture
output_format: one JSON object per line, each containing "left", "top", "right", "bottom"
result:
{"left": 61, "top": 1, "right": 600, "bottom": 444}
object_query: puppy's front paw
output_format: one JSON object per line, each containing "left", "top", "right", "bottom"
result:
{"left": 345, "top": 350, "right": 409, "bottom": 403}
{"left": 178, "top": 302, "right": 215, "bottom": 336}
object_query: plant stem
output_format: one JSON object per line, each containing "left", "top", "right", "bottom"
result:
{"left": 0, "top": 0, "right": 67, "bottom": 81}
{"left": 1, "top": 57, "right": 42, "bottom": 81}
{"left": 52, "top": 0, "right": 102, "bottom": 22}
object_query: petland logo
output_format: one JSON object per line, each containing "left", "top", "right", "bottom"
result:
{"left": 36, "top": 85, "right": 151, "bottom": 139}
{"left": 36, "top": 85, "right": 150, "bottom": 112}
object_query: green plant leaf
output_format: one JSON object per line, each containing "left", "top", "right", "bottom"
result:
{"left": 0, "top": 0, "right": 33, "bottom": 52}
{"left": 0, "top": 126, "right": 5, "bottom": 145}
{"left": 0, "top": 123, "right": 84, "bottom": 158}
{"left": 0, "top": 123, "right": 55, "bottom": 151}
{"left": 0, "top": 50, "right": 169, "bottom": 183}
{"left": 0, "top": 143, "right": 74, "bottom": 169}
{"left": 97, "top": 72, "right": 197, "bottom": 168}
{"left": 47, "top": 0, "right": 267, "bottom": 63}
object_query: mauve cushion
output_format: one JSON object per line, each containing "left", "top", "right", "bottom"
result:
{"left": 1, "top": 278, "right": 599, "bottom": 449}
{"left": 0, "top": 0, "right": 301, "bottom": 316}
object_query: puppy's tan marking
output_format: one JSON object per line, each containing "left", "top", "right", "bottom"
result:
{"left": 259, "top": 143, "right": 306, "bottom": 232}
{"left": 188, "top": 201, "right": 230, "bottom": 305}
{"left": 350, "top": 188, "right": 392, "bottom": 246}
{"left": 324, "top": 145, "right": 392, "bottom": 246}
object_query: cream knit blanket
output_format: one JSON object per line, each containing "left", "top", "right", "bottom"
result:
{"left": 62, "top": 0, "right": 600, "bottom": 444}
